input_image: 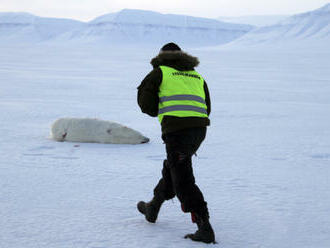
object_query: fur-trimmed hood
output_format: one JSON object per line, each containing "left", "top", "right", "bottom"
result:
{"left": 150, "top": 51, "right": 200, "bottom": 71}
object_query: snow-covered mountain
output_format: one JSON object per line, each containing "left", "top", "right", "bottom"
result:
{"left": 2, "top": 4, "right": 329, "bottom": 48}
{"left": 0, "top": 12, "right": 85, "bottom": 44}
{"left": 61, "top": 9, "right": 254, "bottom": 46}
{"left": 0, "top": 9, "right": 254, "bottom": 46}
{"left": 229, "top": 3, "right": 330, "bottom": 46}
{"left": 218, "top": 15, "right": 288, "bottom": 27}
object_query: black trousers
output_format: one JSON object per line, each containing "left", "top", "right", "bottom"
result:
{"left": 154, "top": 127, "right": 209, "bottom": 218}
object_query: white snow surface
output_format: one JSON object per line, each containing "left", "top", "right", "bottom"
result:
{"left": 1, "top": 42, "right": 330, "bottom": 248}
{"left": 229, "top": 3, "right": 330, "bottom": 46}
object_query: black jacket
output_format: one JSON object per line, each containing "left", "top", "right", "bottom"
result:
{"left": 137, "top": 51, "right": 211, "bottom": 134}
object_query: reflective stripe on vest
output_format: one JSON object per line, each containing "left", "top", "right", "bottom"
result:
{"left": 158, "top": 65, "right": 208, "bottom": 123}
{"left": 159, "top": 94, "right": 206, "bottom": 104}
{"left": 158, "top": 105, "right": 208, "bottom": 115}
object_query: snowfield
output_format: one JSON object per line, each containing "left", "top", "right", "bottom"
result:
{"left": 1, "top": 42, "right": 330, "bottom": 248}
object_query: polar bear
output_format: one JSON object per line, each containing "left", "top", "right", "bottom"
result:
{"left": 51, "top": 118, "right": 150, "bottom": 144}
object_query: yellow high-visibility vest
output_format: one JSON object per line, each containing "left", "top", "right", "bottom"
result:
{"left": 158, "top": 65, "right": 208, "bottom": 123}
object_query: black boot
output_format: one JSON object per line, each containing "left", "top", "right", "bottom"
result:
{"left": 137, "top": 196, "right": 164, "bottom": 223}
{"left": 185, "top": 214, "right": 215, "bottom": 244}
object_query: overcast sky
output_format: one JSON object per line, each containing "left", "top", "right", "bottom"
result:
{"left": 0, "top": 0, "right": 329, "bottom": 21}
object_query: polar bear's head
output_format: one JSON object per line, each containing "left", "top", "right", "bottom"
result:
{"left": 106, "top": 123, "right": 150, "bottom": 144}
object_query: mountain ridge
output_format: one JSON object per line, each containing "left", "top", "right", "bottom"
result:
{"left": 1, "top": 4, "right": 329, "bottom": 47}
{"left": 0, "top": 12, "right": 85, "bottom": 43}
{"left": 218, "top": 15, "right": 288, "bottom": 27}
{"left": 227, "top": 3, "right": 330, "bottom": 46}
{"left": 0, "top": 9, "right": 254, "bottom": 46}
{"left": 90, "top": 9, "right": 253, "bottom": 30}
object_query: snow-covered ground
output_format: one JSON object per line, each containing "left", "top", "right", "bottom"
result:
{"left": 1, "top": 43, "right": 330, "bottom": 248}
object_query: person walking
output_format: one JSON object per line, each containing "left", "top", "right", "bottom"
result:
{"left": 136, "top": 42, "right": 215, "bottom": 244}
